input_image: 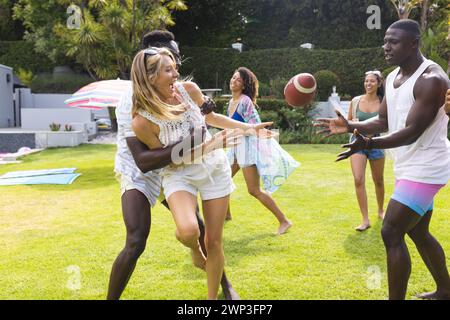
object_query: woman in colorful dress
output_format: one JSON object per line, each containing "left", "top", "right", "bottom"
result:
{"left": 226, "top": 67, "right": 299, "bottom": 235}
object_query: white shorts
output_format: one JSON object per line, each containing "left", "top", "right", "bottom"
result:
{"left": 117, "top": 173, "right": 161, "bottom": 207}
{"left": 162, "top": 156, "right": 235, "bottom": 201}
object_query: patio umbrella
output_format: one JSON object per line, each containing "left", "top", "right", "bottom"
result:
{"left": 64, "top": 79, "right": 131, "bottom": 109}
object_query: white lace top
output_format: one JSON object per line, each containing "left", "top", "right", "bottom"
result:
{"left": 137, "top": 83, "right": 212, "bottom": 147}
{"left": 137, "top": 82, "right": 230, "bottom": 184}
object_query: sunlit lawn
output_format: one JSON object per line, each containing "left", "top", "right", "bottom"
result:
{"left": 0, "top": 144, "right": 448, "bottom": 300}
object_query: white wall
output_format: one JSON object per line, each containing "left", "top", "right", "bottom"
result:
{"left": 309, "top": 98, "right": 350, "bottom": 120}
{"left": 17, "top": 89, "right": 110, "bottom": 119}
{"left": 21, "top": 108, "right": 94, "bottom": 131}
{"left": 15, "top": 88, "right": 34, "bottom": 108}
{"left": 34, "top": 93, "right": 72, "bottom": 108}
{"left": 0, "top": 65, "right": 14, "bottom": 128}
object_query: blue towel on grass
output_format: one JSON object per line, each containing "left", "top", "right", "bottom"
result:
{"left": 0, "top": 173, "right": 81, "bottom": 185}
{"left": 0, "top": 168, "right": 81, "bottom": 185}
{"left": 0, "top": 168, "right": 77, "bottom": 179}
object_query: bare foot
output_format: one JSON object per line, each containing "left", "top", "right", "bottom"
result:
{"left": 276, "top": 220, "right": 292, "bottom": 235}
{"left": 416, "top": 290, "right": 450, "bottom": 300}
{"left": 223, "top": 286, "right": 241, "bottom": 300}
{"left": 355, "top": 223, "right": 371, "bottom": 232}
{"left": 191, "top": 249, "right": 206, "bottom": 270}
{"left": 378, "top": 211, "right": 385, "bottom": 220}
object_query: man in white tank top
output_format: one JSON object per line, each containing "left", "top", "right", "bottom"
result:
{"left": 316, "top": 20, "right": 450, "bottom": 300}
{"left": 108, "top": 30, "right": 239, "bottom": 300}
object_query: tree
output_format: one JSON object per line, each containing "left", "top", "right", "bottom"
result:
{"left": 419, "top": 0, "right": 432, "bottom": 30}
{"left": 0, "top": 0, "right": 24, "bottom": 40}
{"left": 388, "top": 0, "right": 441, "bottom": 31}
{"left": 170, "top": 0, "right": 245, "bottom": 48}
{"left": 171, "top": 0, "right": 398, "bottom": 50}
{"left": 419, "top": 0, "right": 449, "bottom": 74}
{"left": 13, "top": 0, "right": 187, "bottom": 80}
{"left": 389, "top": 0, "right": 423, "bottom": 19}
{"left": 387, "top": 0, "right": 448, "bottom": 73}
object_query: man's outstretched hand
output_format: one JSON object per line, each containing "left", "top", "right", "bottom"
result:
{"left": 336, "top": 129, "right": 371, "bottom": 162}
{"left": 314, "top": 109, "right": 350, "bottom": 137}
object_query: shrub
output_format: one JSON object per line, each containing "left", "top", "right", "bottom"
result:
{"left": 0, "top": 41, "right": 55, "bottom": 73}
{"left": 16, "top": 68, "right": 36, "bottom": 87}
{"left": 314, "top": 70, "right": 341, "bottom": 101}
{"left": 259, "top": 110, "right": 282, "bottom": 128}
{"left": 30, "top": 73, "right": 93, "bottom": 94}
{"left": 382, "top": 66, "right": 397, "bottom": 79}
{"left": 211, "top": 97, "right": 347, "bottom": 144}
{"left": 181, "top": 46, "right": 389, "bottom": 99}
{"left": 49, "top": 123, "right": 61, "bottom": 131}
{"left": 258, "top": 82, "right": 271, "bottom": 97}
{"left": 269, "top": 76, "right": 289, "bottom": 99}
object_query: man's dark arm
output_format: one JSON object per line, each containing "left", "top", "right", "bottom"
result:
{"left": 127, "top": 125, "right": 207, "bottom": 173}
{"left": 126, "top": 97, "right": 215, "bottom": 173}
{"left": 337, "top": 71, "right": 448, "bottom": 162}
{"left": 369, "top": 75, "right": 446, "bottom": 150}
{"left": 126, "top": 137, "right": 174, "bottom": 173}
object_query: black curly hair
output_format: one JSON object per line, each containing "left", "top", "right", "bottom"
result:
{"left": 236, "top": 67, "right": 259, "bottom": 104}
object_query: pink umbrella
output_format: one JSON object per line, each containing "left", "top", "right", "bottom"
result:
{"left": 64, "top": 79, "right": 131, "bottom": 109}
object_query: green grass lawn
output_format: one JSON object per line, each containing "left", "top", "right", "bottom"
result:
{"left": 0, "top": 144, "right": 449, "bottom": 300}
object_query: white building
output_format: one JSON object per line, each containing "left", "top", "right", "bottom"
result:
{"left": 0, "top": 64, "right": 14, "bottom": 128}
{"left": 0, "top": 64, "right": 102, "bottom": 152}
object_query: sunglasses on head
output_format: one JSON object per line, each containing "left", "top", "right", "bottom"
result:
{"left": 365, "top": 70, "right": 382, "bottom": 78}
{"left": 144, "top": 46, "right": 181, "bottom": 69}
{"left": 143, "top": 47, "right": 160, "bottom": 58}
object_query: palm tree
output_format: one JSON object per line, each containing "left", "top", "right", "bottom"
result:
{"left": 55, "top": 0, "right": 187, "bottom": 80}
{"left": 389, "top": 0, "right": 423, "bottom": 19}
{"left": 54, "top": 0, "right": 188, "bottom": 131}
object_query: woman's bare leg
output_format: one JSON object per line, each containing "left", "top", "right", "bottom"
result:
{"left": 202, "top": 195, "right": 230, "bottom": 299}
{"left": 241, "top": 165, "right": 292, "bottom": 235}
{"left": 350, "top": 153, "right": 370, "bottom": 230}
{"left": 226, "top": 162, "right": 240, "bottom": 220}
{"left": 167, "top": 191, "right": 206, "bottom": 270}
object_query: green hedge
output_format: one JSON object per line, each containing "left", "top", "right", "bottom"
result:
{"left": 180, "top": 46, "right": 389, "bottom": 99}
{"left": 213, "top": 98, "right": 348, "bottom": 144}
{"left": 0, "top": 41, "right": 55, "bottom": 73}
{"left": 29, "top": 73, "right": 93, "bottom": 94}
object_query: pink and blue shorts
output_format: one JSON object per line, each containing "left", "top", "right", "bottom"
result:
{"left": 391, "top": 179, "right": 445, "bottom": 216}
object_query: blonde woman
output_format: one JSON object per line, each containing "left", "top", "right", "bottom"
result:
{"left": 130, "top": 47, "right": 274, "bottom": 299}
